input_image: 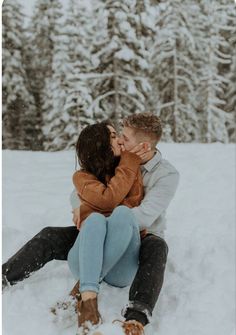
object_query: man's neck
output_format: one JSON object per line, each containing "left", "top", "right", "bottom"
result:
{"left": 142, "top": 150, "right": 156, "bottom": 164}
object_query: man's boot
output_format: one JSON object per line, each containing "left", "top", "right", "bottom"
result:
{"left": 121, "top": 320, "right": 145, "bottom": 335}
{"left": 113, "top": 319, "right": 144, "bottom": 335}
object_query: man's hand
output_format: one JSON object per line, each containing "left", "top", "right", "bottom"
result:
{"left": 130, "top": 142, "right": 151, "bottom": 163}
{"left": 72, "top": 208, "right": 81, "bottom": 229}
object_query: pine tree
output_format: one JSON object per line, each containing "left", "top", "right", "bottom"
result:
{"left": 43, "top": 0, "right": 94, "bottom": 150}
{"left": 2, "top": 0, "right": 39, "bottom": 150}
{"left": 150, "top": 0, "right": 200, "bottom": 142}
{"left": 86, "top": 0, "right": 152, "bottom": 127}
{"left": 42, "top": 25, "right": 73, "bottom": 150}
{"left": 200, "top": 0, "right": 233, "bottom": 143}
{"left": 63, "top": 0, "right": 94, "bottom": 131}
{"left": 28, "top": 0, "right": 63, "bottom": 149}
{"left": 222, "top": 2, "right": 236, "bottom": 142}
{"left": 225, "top": 53, "right": 236, "bottom": 142}
{"left": 134, "top": 0, "right": 158, "bottom": 113}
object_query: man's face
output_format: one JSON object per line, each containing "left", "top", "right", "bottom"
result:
{"left": 118, "top": 126, "right": 140, "bottom": 151}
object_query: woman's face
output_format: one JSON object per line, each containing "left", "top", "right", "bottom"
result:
{"left": 107, "top": 125, "right": 121, "bottom": 157}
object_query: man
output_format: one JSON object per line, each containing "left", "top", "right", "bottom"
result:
{"left": 2, "top": 113, "right": 179, "bottom": 335}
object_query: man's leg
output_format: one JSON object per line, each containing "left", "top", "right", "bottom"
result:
{"left": 2, "top": 226, "right": 78, "bottom": 286}
{"left": 123, "top": 234, "right": 168, "bottom": 326}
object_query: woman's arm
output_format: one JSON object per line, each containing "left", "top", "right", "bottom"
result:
{"left": 122, "top": 169, "right": 143, "bottom": 208}
{"left": 73, "top": 151, "right": 141, "bottom": 211}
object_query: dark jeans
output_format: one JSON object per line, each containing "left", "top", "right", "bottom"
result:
{"left": 2, "top": 226, "right": 168, "bottom": 325}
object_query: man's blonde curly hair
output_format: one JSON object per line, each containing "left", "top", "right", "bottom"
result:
{"left": 122, "top": 112, "right": 162, "bottom": 148}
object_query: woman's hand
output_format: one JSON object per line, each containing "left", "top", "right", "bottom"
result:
{"left": 72, "top": 208, "right": 81, "bottom": 229}
{"left": 129, "top": 142, "right": 151, "bottom": 163}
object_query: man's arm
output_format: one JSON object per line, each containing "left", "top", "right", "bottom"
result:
{"left": 131, "top": 171, "right": 179, "bottom": 230}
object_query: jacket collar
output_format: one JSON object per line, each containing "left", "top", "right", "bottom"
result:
{"left": 141, "top": 149, "right": 162, "bottom": 173}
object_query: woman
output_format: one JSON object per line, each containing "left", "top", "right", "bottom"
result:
{"left": 68, "top": 121, "right": 147, "bottom": 333}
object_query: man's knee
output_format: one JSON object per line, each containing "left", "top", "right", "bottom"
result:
{"left": 140, "top": 235, "right": 168, "bottom": 262}
{"left": 34, "top": 227, "right": 69, "bottom": 253}
{"left": 36, "top": 226, "right": 58, "bottom": 241}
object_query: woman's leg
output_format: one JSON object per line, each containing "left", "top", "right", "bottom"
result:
{"left": 101, "top": 206, "right": 141, "bottom": 287}
{"left": 67, "top": 213, "right": 107, "bottom": 294}
{"left": 67, "top": 206, "right": 140, "bottom": 331}
{"left": 68, "top": 206, "right": 140, "bottom": 292}
{"left": 68, "top": 213, "right": 106, "bottom": 329}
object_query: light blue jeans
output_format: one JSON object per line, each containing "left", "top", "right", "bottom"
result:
{"left": 67, "top": 206, "right": 140, "bottom": 293}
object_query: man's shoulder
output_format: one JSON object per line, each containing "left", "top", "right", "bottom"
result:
{"left": 159, "top": 158, "right": 179, "bottom": 175}
{"left": 148, "top": 157, "right": 179, "bottom": 184}
{"left": 151, "top": 158, "right": 180, "bottom": 188}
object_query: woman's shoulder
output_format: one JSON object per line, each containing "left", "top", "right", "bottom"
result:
{"left": 73, "top": 169, "right": 98, "bottom": 192}
{"left": 73, "top": 170, "right": 97, "bottom": 184}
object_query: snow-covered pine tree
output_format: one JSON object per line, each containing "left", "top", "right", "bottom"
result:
{"left": 22, "top": 31, "right": 44, "bottom": 150}
{"left": 63, "top": 0, "right": 94, "bottom": 135}
{"left": 43, "top": 0, "right": 94, "bottom": 150}
{"left": 87, "top": 0, "right": 151, "bottom": 127}
{"left": 221, "top": 1, "right": 236, "bottom": 142}
{"left": 42, "top": 23, "right": 73, "bottom": 151}
{"left": 28, "top": 0, "right": 63, "bottom": 149}
{"left": 134, "top": 0, "right": 157, "bottom": 113}
{"left": 225, "top": 53, "right": 236, "bottom": 142}
{"left": 150, "top": 0, "right": 201, "bottom": 142}
{"left": 2, "top": 0, "right": 39, "bottom": 150}
{"left": 199, "top": 0, "right": 234, "bottom": 143}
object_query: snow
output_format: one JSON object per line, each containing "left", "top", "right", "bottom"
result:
{"left": 115, "top": 47, "right": 135, "bottom": 61}
{"left": 2, "top": 144, "right": 235, "bottom": 335}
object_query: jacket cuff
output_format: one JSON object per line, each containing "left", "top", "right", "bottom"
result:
{"left": 119, "top": 151, "right": 141, "bottom": 170}
{"left": 121, "top": 301, "right": 152, "bottom": 324}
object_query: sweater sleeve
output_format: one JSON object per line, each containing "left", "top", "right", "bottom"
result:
{"left": 131, "top": 170, "right": 179, "bottom": 229}
{"left": 73, "top": 151, "right": 141, "bottom": 211}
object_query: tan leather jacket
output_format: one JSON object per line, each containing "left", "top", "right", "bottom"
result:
{"left": 73, "top": 151, "right": 144, "bottom": 235}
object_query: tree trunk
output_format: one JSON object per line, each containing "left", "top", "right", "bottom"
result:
{"left": 173, "top": 40, "right": 178, "bottom": 142}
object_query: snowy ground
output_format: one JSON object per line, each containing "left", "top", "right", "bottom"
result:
{"left": 2, "top": 144, "right": 236, "bottom": 335}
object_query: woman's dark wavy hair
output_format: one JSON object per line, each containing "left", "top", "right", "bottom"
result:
{"left": 76, "top": 120, "right": 120, "bottom": 184}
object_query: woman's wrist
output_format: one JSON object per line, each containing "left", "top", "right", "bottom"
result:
{"left": 120, "top": 151, "right": 142, "bottom": 166}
